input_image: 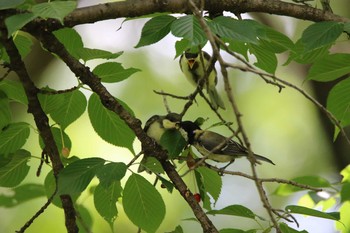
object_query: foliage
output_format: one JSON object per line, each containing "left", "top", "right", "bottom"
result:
{"left": 0, "top": 0, "right": 350, "bottom": 233}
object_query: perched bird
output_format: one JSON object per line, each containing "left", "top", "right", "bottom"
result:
{"left": 179, "top": 51, "right": 225, "bottom": 110}
{"left": 178, "top": 121, "right": 274, "bottom": 167}
{"left": 138, "top": 113, "right": 182, "bottom": 172}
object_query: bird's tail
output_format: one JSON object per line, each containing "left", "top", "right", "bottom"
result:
{"left": 208, "top": 87, "right": 225, "bottom": 110}
{"left": 253, "top": 153, "right": 275, "bottom": 165}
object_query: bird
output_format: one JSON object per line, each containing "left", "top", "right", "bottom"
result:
{"left": 178, "top": 121, "right": 274, "bottom": 168}
{"left": 179, "top": 51, "right": 225, "bottom": 110}
{"left": 137, "top": 113, "right": 182, "bottom": 173}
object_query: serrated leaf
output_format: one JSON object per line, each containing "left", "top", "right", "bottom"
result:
{"left": 2, "top": 33, "right": 34, "bottom": 62}
{"left": 58, "top": 157, "right": 105, "bottom": 195}
{"left": 53, "top": 28, "right": 83, "bottom": 59}
{"left": 0, "top": 0, "right": 25, "bottom": 10}
{"left": 0, "top": 122, "right": 30, "bottom": 155}
{"left": 38, "top": 127, "right": 71, "bottom": 157}
{"left": 274, "top": 176, "right": 331, "bottom": 196}
{"left": 94, "top": 181, "right": 122, "bottom": 227}
{"left": 5, "top": 13, "right": 36, "bottom": 36}
{"left": 286, "top": 205, "right": 340, "bottom": 221}
{"left": 279, "top": 222, "right": 308, "bottom": 233}
{"left": 287, "top": 39, "right": 330, "bottom": 65}
{"left": 140, "top": 156, "right": 164, "bottom": 174}
{"left": 340, "top": 182, "right": 350, "bottom": 203}
{"left": 88, "top": 93, "right": 135, "bottom": 153}
{"left": 0, "top": 150, "right": 30, "bottom": 187}
{"left": 159, "top": 130, "right": 186, "bottom": 159}
{"left": 92, "top": 62, "right": 140, "bottom": 83}
{"left": 0, "top": 92, "right": 11, "bottom": 129}
{"left": 122, "top": 173, "right": 165, "bottom": 233}
{"left": 38, "top": 87, "right": 65, "bottom": 114}
{"left": 301, "top": 21, "right": 343, "bottom": 51}
{"left": 174, "top": 38, "right": 191, "bottom": 58}
{"left": 0, "top": 79, "right": 27, "bottom": 104}
{"left": 207, "top": 204, "right": 256, "bottom": 219}
{"left": 32, "top": 1, "right": 77, "bottom": 23}
{"left": 78, "top": 48, "right": 123, "bottom": 62}
{"left": 195, "top": 167, "right": 222, "bottom": 204}
{"left": 327, "top": 78, "right": 350, "bottom": 128}
{"left": 171, "top": 15, "right": 207, "bottom": 46}
{"left": 136, "top": 15, "right": 176, "bottom": 48}
{"left": 0, "top": 183, "right": 45, "bottom": 207}
{"left": 50, "top": 90, "right": 86, "bottom": 129}
{"left": 96, "top": 162, "right": 127, "bottom": 188}
{"left": 209, "top": 17, "right": 260, "bottom": 44}
{"left": 249, "top": 44, "right": 277, "bottom": 74}
{"left": 307, "top": 54, "right": 350, "bottom": 82}
{"left": 258, "top": 27, "right": 294, "bottom": 53}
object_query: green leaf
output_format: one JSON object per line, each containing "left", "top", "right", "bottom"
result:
{"left": 209, "top": 17, "right": 260, "bottom": 44}
{"left": 285, "top": 205, "right": 340, "bottom": 221}
{"left": 307, "top": 54, "right": 350, "bottom": 81}
{"left": 54, "top": 28, "right": 83, "bottom": 59}
{"left": 78, "top": 48, "right": 123, "bottom": 62}
{"left": 249, "top": 44, "right": 277, "bottom": 74}
{"left": 136, "top": 15, "right": 176, "bottom": 48}
{"left": 195, "top": 167, "right": 222, "bottom": 204}
{"left": 340, "top": 182, "right": 350, "bottom": 203}
{"left": 38, "top": 88, "right": 66, "bottom": 114}
{"left": 50, "top": 90, "right": 87, "bottom": 129}
{"left": 0, "top": 183, "right": 45, "bottom": 207}
{"left": 344, "top": 22, "right": 350, "bottom": 34}
{"left": 0, "top": 92, "right": 11, "bottom": 129}
{"left": 274, "top": 176, "right": 331, "bottom": 196}
{"left": 88, "top": 93, "right": 135, "bottom": 153}
{"left": 5, "top": 13, "right": 36, "bottom": 36}
{"left": 279, "top": 222, "right": 308, "bottom": 233}
{"left": 0, "top": 79, "right": 27, "bottom": 104}
{"left": 58, "top": 157, "right": 105, "bottom": 195}
{"left": 171, "top": 15, "right": 207, "bottom": 47}
{"left": 76, "top": 205, "right": 93, "bottom": 233}
{"left": 140, "top": 156, "right": 164, "bottom": 174}
{"left": 327, "top": 78, "right": 350, "bottom": 128}
{"left": 94, "top": 181, "right": 122, "bottom": 227}
{"left": 159, "top": 130, "right": 186, "bottom": 159}
{"left": 341, "top": 164, "right": 350, "bottom": 182}
{"left": 166, "top": 225, "right": 183, "bottom": 233}
{"left": 32, "top": 1, "right": 77, "bottom": 23}
{"left": 122, "top": 173, "right": 165, "bottom": 233}
{"left": 207, "top": 205, "right": 256, "bottom": 219}
{"left": 0, "top": 0, "right": 25, "bottom": 10}
{"left": 258, "top": 27, "right": 294, "bottom": 53}
{"left": 301, "top": 21, "right": 343, "bottom": 51}
{"left": 174, "top": 38, "right": 191, "bottom": 58}
{"left": 38, "top": 127, "right": 71, "bottom": 157}
{"left": 287, "top": 39, "right": 330, "bottom": 64}
{"left": 0, "top": 122, "right": 30, "bottom": 155}
{"left": 92, "top": 62, "right": 140, "bottom": 83}
{"left": 96, "top": 162, "right": 127, "bottom": 188}
{"left": 0, "top": 150, "right": 30, "bottom": 187}
{"left": 158, "top": 176, "right": 174, "bottom": 193}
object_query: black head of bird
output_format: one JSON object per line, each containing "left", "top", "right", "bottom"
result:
{"left": 178, "top": 121, "right": 275, "bottom": 166}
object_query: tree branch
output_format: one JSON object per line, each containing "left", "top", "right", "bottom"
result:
{"left": 0, "top": 21, "right": 78, "bottom": 233}
{"left": 34, "top": 30, "right": 219, "bottom": 233}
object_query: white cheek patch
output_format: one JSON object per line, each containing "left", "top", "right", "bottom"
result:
{"left": 162, "top": 119, "right": 177, "bottom": 129}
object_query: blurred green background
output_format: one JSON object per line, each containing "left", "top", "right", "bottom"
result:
{"left": 1, "top": 0, "right": 350, "bottom": 232}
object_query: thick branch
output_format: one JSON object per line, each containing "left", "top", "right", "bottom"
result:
{"left": 34, "top": 30, "right": 218, "bottom": 233}
{"left": 0, "top": 23, "right": 78, "bottom": 233}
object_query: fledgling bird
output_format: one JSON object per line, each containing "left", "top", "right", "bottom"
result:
{"left": 178, "top": 121, "right": 274, "bottom": 167}
{"left": 138, "top": 113, "right": 182, "bottom": 173}
{"left": 179, "top": 51, "right": 225, "bottom": 110}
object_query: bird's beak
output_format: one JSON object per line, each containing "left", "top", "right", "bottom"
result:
{"left": 187, "top": 59, "right": 195, "bottom": 69}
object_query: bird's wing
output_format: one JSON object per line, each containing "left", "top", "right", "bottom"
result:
{"left": 221, "top": 140, "right": 248, "bottom": 156}
{"left": 197, "top": 131, "right": 228, "bottom": 153}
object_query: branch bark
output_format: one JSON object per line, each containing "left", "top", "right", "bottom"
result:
{"left": 33, "top": 30, "right": 219, "bottom": 233}
{"left": 0, "top": 20, "right": 79, "bottom": 233}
